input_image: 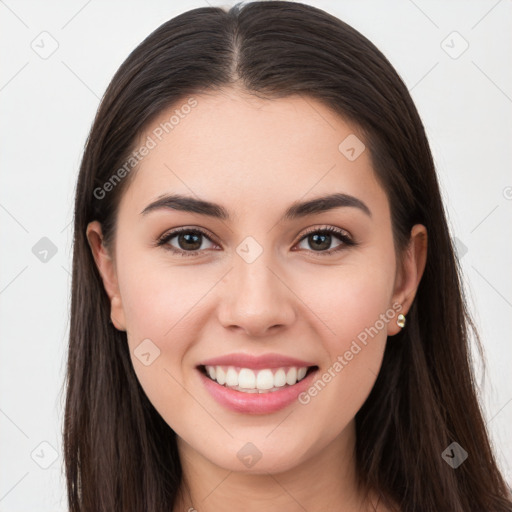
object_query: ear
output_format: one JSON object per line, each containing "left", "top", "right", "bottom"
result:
{"left": 86, "top": 221, "right": 126, "bottom": 331}
{"left": 387, "top": 224, "right": 428, "bottom": 336}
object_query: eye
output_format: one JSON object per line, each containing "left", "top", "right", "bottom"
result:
{"left": 293, "top": 226, "right": 355, "bottom": 256}
{"left": 156, "top": 227, "right": 218, "bottom": 257}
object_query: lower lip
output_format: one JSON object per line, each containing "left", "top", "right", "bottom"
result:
{"left": 198, "top": 368, "right": 318, "bottom": 414}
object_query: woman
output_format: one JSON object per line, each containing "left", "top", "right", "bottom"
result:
{"left": 63, "top": 1, "right": 512, "bottom": 510}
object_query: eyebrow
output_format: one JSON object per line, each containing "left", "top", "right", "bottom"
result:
{"left": 140, "top": 192, "right": 372, "bottom": 221}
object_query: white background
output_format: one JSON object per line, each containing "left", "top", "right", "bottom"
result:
{"left": 0, "top": 0, "right": 511, "bottom": 509}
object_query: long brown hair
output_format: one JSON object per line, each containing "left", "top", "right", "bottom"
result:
{"left": 63, "top": 2, "right": 512, "bottom": 510}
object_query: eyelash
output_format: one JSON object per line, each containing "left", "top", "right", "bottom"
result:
{"left": 156, "top": 225, "right": 356, "bottom": 258}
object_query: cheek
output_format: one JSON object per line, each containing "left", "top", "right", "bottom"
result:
{"left": 311, "top": 258, "right": 396, "bottom": 351}
{"left": 115, "top": 253, "right": 215, "bottom": 412}
{"left": 117, "top": 250, "right": 214, "bottom": 342}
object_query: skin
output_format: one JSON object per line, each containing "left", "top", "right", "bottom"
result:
{"left": 87, "top": 89, "right": 427, "bottom": 512}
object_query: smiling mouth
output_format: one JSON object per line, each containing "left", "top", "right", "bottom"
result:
{"left": 198, "top": 365, "right": 318, "bottom": 393}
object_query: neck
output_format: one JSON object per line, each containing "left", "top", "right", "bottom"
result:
{"left": 173, "top": 420, "right": 379, "bottom": 512}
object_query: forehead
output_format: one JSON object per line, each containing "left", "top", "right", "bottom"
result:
{"left": 119, "top": 90, "right": 387, "bottom": 220}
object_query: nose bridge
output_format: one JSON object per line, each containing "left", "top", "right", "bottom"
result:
{"left": 218, "top": 238, "right": 296, "bottom": 336}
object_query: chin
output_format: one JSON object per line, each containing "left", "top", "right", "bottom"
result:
{"left": 200, "top": 436, "right": 311, "bottom": 475}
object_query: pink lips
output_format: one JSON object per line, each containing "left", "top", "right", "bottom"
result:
{"left": 197, "top": 352, "right": 318, "bottom": 415}
{"left": 198, "top": 352, "right": 316, "bottom": 369}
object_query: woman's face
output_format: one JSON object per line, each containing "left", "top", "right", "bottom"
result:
{"left": 88, "top": 89, "right": 425, "bottom": 475}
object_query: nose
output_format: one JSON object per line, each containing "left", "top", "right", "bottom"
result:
{"left": 217, "top": 251, "right": 296, "bottom": 338}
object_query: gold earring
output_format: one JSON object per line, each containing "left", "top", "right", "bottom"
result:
{"left": 397, "top": 313, "right": 406, "bottom": 329}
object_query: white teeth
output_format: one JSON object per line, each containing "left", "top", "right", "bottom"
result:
{"left": 216, "top": 367, "right": 226, "bottom": 385}
{"left": 225, "top": 367, "right": 238, "bottom": 387}
{"left": 204, "top": 365, "right": 311, "bottom": 391}
{"left": 256, "top": 369, "right": 274, "bottom": 390}
{"left": 238, "top": 368, "right": 256, "bottom": 389}
{"left": 286, "top": 367, "right": 297, "bottom": 386}
{"left": 297, "top": 367, "right": 307, "bottom": 380}
{"left": 274, "top": 368, "right": 287, "bottom": 387}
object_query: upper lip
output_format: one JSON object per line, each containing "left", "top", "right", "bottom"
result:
{"left": 198, "top": 352, "right": 316, "bottom": 370}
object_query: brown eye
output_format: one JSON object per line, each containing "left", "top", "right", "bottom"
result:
{"left": 295, "top": 226, "right": 355, "bottom": 256}
{"left": 175, "top": 231, "right": 203, "bottom": 251}
{"left": 157, "top": 228, "right": 217, "bottom": 257}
